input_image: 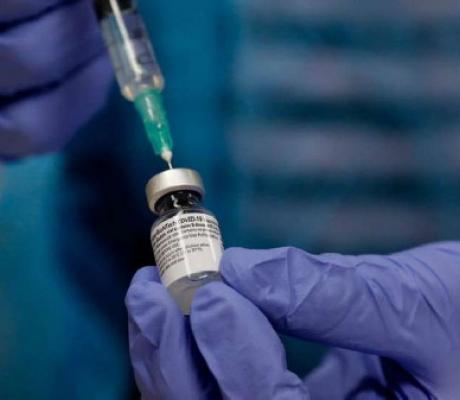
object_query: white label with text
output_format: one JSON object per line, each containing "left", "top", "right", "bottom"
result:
{"left": 152, "top": 213, "right": 223, "bottom": 287}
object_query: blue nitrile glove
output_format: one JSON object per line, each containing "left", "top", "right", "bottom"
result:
{"left": 0, "top": 0, "right": 112, "bottom": 158}
{"left": 126, "top": 242, "right": 460, "bottom": 399}
{"left": 127, "top": 267, "right": 308, "bottom": 399}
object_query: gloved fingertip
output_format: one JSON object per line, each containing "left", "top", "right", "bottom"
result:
{"left": 220, "top": 247, "right": 293, "bottom": 295}
{"left": 131, "top": 266, "right": 161, "bottom": 285}
{"left": 220, "top": 247, "right": 253, "bottom": 284}
{"left": 191, "top": 282, "right": 267, "bottom": 337}
{"left": 191, "top": 281, "right": 232, "bottom": 315}
{"left": 191, "top": 282, "right": 252, "bottom": 354}
{"left": 125, "top": 270, "right": 166, "bottom": 313}
{"left": 126, "top": 280, "right": 182, "bottom": 349}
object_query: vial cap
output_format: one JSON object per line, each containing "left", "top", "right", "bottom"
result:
{"left": 146, "top": 168, "right": 205, "bottom": 213}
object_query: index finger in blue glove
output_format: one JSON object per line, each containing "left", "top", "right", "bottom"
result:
{"left": 191, "top": 282, "right": 309, "bottom": 400}
{"left": 1, "top": 0, "right": 67, "bottom": 23}
{"left": 126, "top": 267, "right": 216, "bottom": 399}
{"left": 220, "top": 245, "right": 460, "bottom": 374}
{"left": 0, "top": 0, "right": 105, "bottom": 95}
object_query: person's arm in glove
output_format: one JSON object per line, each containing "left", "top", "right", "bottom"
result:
{"left": 126, "top": 242, "right": 460, "bottom": 399}
{"left": 0, "top": 0, "right": 112, "bottom": 158}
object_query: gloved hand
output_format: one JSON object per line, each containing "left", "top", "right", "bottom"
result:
{"left": 126, "top": 242, "right": 460, "bottom": 399}
{"left": 0, "top": 0, "right": 112, "bottom": 158}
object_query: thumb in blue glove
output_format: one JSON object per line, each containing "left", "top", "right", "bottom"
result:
{"left": 221, "top": 243, "right": 460, "bottom": 399}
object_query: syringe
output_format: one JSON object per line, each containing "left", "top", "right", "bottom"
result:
{"left": 95, "top": 0, "right": 173, "bottom": 168}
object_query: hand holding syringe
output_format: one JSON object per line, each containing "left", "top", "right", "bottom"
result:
{"left": 95, "top": 0, "right": 174, "bottom": 168}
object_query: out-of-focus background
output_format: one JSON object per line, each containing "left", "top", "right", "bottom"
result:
{"left": 1, "top": 0, "right": 460, "bottom": 398}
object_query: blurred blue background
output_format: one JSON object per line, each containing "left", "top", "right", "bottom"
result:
{"left": 0, "top": 156, "right": 128, "bottom": 398}
{"left": 1, "top": 0, "right": 460, "bottom": 398}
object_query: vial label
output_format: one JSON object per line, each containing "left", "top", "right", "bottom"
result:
{"left": 151, "top": 213, "right": 224, "bottom": 287}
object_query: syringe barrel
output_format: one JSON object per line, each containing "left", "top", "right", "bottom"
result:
{"left": 97, "top": 0, "right": 164, "bottom": 101}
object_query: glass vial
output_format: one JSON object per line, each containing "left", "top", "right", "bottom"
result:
{"left": 146, "top": 168, "right": 223, "bottom": 314}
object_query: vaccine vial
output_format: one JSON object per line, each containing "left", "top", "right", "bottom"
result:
{"left": 146, "top": 168, "right": 223, "bottom": 314}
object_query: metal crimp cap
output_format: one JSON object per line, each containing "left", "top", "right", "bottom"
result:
{"left": 146, "top": 168, "right": 205, "bottom": 213}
